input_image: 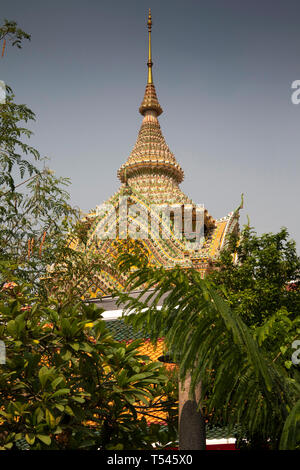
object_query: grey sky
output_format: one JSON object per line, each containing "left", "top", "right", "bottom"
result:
{"left": 1, "top": 0, "right": 300, "bottom": 249}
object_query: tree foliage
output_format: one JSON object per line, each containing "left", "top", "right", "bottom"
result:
{"left": 116, "top": 243, "right": 300, "bottom": 450}
{"left": 0, "top": 280, "right": 175, "bottom": 450}
{"left": 208, "top": 227, "right": 300, "bottom": 375}
{"left": 0, "top": 19, "right": 30, "bottom": 50}
{"left": 0, "top": 19, "right": 177, "bottom": 450}
{"left": 209, "top": 226, "right": 300, "bottom": 327}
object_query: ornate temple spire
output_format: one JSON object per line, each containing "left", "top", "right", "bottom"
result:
{"left": 117, "top": 11, "right": 187, "bottom": 203}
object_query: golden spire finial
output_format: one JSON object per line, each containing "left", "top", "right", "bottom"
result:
{"left": 138, "top": 9, "right": 163, "bottom": 116}
{"left": 147, "top": 9, "right": 153, "bottom": 84}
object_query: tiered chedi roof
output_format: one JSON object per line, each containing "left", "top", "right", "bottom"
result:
{"left": 118, "top": 10, "right": 187, "bottom": 205}
{"left": 80, "top": 10, "right": 241, "bottom": 298}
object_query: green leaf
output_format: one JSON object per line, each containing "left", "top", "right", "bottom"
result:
{"left": 33, "top": 407, "right": 44, "bottom": 424}
{"left": 64, "top": 405, "right": 74, "bottom": 416}
{"left": 7, "top": 320, "right": 16, "bottom": 336}
{"left": 133, "top": 391, "right": 151, "bottom": 406}
{"left": 25, "top": 433, "right": 35, "bottom": 445}
{"left": 71, "top": 396, "right": 85, "bottom": 403}
{"left": 38, "top": 366, "right": 52, "bottom": 388}
{"left": 37, "top": 434, "right": 51, "bottom": 446}
{"left": 61, "top": 350, "right": 72, "bottom": 361}
{"left": 129, "top": 372, "right": 153, "bottom": 383}
{"left": 51, "top": 388, "right": 70, "bottom": 398}
{"left": 45, "top": 409, "right": 56, "bottom": 429}
{"left": 55, "top": 404, "right": 65, "bottom": 412}
{"left": 51, "top": 376, "right": 64, "bottom": 390}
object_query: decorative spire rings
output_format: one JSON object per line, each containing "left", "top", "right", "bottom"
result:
{"left": 147, "top": 9, "right": 153, "bottom": 85}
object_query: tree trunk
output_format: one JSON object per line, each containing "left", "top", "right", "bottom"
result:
{"left": 178, "top": 374, "right": 206, "bottom": 450}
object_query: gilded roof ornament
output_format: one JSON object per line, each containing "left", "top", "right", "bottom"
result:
{"left": 139, "top": 10, "right": 163, "bottom": 116}
{"left": 118, "top": 10, "right": 184, "bottom": 190}
{"left": 147, "top": 9, "right": 153, "bottom": 85}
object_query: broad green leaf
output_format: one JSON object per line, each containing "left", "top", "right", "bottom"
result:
{"left": 55, "top": 404, "right": 65, "bottom": 412}
{"left": 51, "top": 388, "right": 70, "bottom": 398}
{"left": 51, "top": 376, "right": 64, "bottom": 390}
{"left": 71, "top": 397, "right": 85, "bottom": 404}
{"left": 45, "top": 409, "right": 56, "bottom": 429}
{"left": 64, "top": 405, "right": 74, "bottom": 416}
{"left": 25, "top": 433, "right": 35, "bottom": 445}
{"left": 37, "top": 434, "right": 51, "bottom": 446}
